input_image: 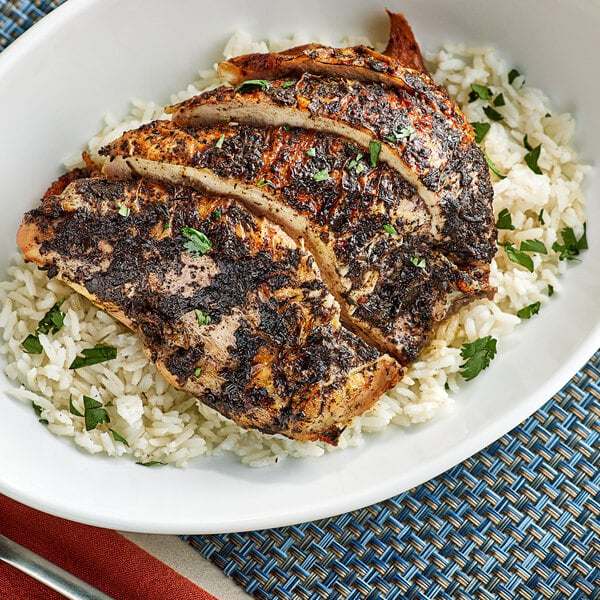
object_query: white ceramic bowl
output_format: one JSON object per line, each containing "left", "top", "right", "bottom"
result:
{"left": 0, "top": 0, "right": 597, "bottom": 533}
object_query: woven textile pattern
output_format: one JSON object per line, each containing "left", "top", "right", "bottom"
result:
{"left": 186, "top": 359, "right": 599, "bottom": 599}
{"left": 1, "top": 3, "right": 599, "bottom": 599}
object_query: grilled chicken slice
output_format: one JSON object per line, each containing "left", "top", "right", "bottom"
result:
{"left": 165, "top": 75, "right": 494, "bottom": 267}
{"left": 382, "top": 10, "right": 426, "bottom": 71}
{"left": 101, "top": 120, "right": 490, "bottom": 363}
{"left": 218, "top": 11, "right": 427, "bottom": 89}
{"left": 17, "top": 177, "right": 401, "bottom": 443}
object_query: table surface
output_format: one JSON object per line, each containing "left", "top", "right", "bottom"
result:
{"left": 1, "top": 2, "right": 598, "bottom": 599}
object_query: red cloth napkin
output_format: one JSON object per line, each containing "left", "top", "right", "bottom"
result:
{"left": 0, "top": 494, "right": 218, "bottom": 599}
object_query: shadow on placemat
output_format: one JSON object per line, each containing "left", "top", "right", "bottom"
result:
{"left": 184, "top": 353, "right": 600, "bottom": 600}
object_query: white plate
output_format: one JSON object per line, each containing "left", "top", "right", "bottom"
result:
{"left": 0, "top": 0, "right": 598, "bottom": 534}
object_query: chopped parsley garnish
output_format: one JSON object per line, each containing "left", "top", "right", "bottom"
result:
{"left": 136, "top": 461, "right": 167, "bottom": 467}
{"left": 69, "top": 344, "right": 118, "bottom": 369}
{"left": 235, "top": 79, "right": 270, "bottom": 92}
{"left": 483, "top": 150, "right": 506, "bottom": 179}
{"left": 471, "top": 122, "right": 491, "bottom": 144}
{"left": 548, "top": 284, "right": 554, "bottom": 297}
{"left": 306, "top": 147, "right": 316, "bottom": 157}
{"left": 460, "top": 336, "right": 497, "bottom": 381}
{"left": 469, "top": 84, "right": 493, "bottom": 101}
{"left": 313, "top": 168, "right": 330, "bottom": 182}
{"left": 410, "top": 256, "right": 426, "bottom": 269}
{"left": 538, "top": 209, "right": 545, "bottom": 225}
{"left": 552, "top": 224, "right": 588, "bottom": 261}
{"left": 194, "top": 366, "right": 202, "bottom": 377}
{"left": 163, "top": 220, "right": 171, "bottom": 232}
{"left": 118, "top": 204, "right": 130, "bottom": 217}
{"left": 83, "top": 395, "right": 110, "bottom": 431}
{"left": 109, "top": 429, "right": 129, "bottom": 446}
{"left": 69, "top": 394, "right": 83, "bottom": 417}
{"left": 520, "top": 239, "right": 547, "bottom": 254}
{"left": 182, "top": 227, "right": 212, "bottom": 257}
{"left": 347, "top": 153, "right": 364, "bottom": 172}
{"left": 282, "top": 124, "right": 290, "bottom": 131}
{"left": 256, "top": 177, "right": 275, "bottom": 188}
{"left": 517, "top": 302, "right": 541, "bottom": 319}
{"left": 483, "top": 105, "right": 504, "bottom": 121}
{"left": 195, "top": 309, "right": 212, "bottom": 327}
{"left": 493, "top": 93, "right": 506, "bottom": 107}
{"left": 383, "top": 224, "right": 398, "bottom": 235}
{"left": 22, "top": 300, "right": 66, "bottom": 354}
{"left": 524, "top": 144, "right": 542, "bottom": 174}
{"left": 523, "top": 135, "right": 533, "bottom": 152}
{"left": 212, "top": 209, "right": 222, "bottom": 221}
{"left": 508, "top": 68, "right": 522, "bottom": 85}
{"left": 385, "top": 126, "right": 416, "bottom": 142}
{"left": 495, "top": 208, "right": 515, "bottom": 230}
{"left": 215, "top": 134, "right": 225, "bottom": 149}
{"left": 33, "top": 402, "right": 48, "bottom": 424}
{"left": 22, "top": 334, "right": 43, "bottom": 354}
{"left": 369, "top": 141, "right": 381, "bottom": 167}
{"left": 282, "top": 80, "right": 296, "bottom": 88}
{"left": 501, "top": 242, "right": 534, "bottom": 272}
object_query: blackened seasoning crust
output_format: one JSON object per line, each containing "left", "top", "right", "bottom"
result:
{"left": 102, "top": 117, "right": 494, "bottom": 363}
{"left": 17, "top": 177, "right": 401, "bottom": 444}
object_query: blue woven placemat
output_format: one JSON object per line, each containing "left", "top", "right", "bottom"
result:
{"left": 2, "top": 3, "right": 599, "bottom": 599}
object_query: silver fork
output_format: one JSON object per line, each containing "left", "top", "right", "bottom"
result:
{"left": 0, "top": 533, "right": 115, "bottom": 599}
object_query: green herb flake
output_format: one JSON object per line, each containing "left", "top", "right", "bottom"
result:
{"left": 194, "top": 366, "right": 202, "bottom": 377}
{"left": 538, "top": 208, "right": 545, "bottom": 225}
{"left": 313, "top": 168, "right": 330, "bottom": 182}
{"left": 520, "top": 239, "right": 547, "bottom": 254}
{"left": 215, "top": 134, "right": 225, "bottom": 149}
{"left": 552, "top": 224, "right": 588, "bottom": 261}
{"left": 33, "top": 403, "right": 42, "bottom": 418}
{"left": 524, "top": 144, "right": 542, "bottom": 175}
{"left": 369, "top": 141, "right": 381, "bottom": 167}
{"left": 118, "top": 204, "right": 130, "bottom": 217}
{"left": 460, "top": 336, "right": 498, "bottom": 381}
{"left": 410, "top": 256, "right": 426, "bottom": 269}
{"left": 256, "top": 177, "right": 275, "bottom": 188}
{"left": 282, "top": 80, "right": 296, "bottom": 88}
{"left": 69, "top": 394, "right": 83, "bottom": 417}
{"left": 195, "top": 309, "right": 212, "bottom": 327}
{"left": 483, "top": 105, "right": 504, "bottom": 121}
{"left": 182, "top": 227, "right": 212, "bottom": 257}
{"left": 517, "top": 302, "right": 541, "bottom": 319}
{"left": 523, "top": 135, "right": 533, "bottom": 152}
{"left": 470, "top": 84, "right": 493, "bottom": 101}
{"left": 22, "top": 334, "right": 43, "bottom": 354}
{"left": 136, "top": 461, "right": 167, "bottom": 467}
{"left": 83, "top": 395, "right": 110, "bottom": 431}
{"left": 212, "top": 209, "right": 222, "bottom": 221}
{"left": 383, "top": 224, "right": 398, "bottom": 235}
{"left": 37, "top": 300, "right": 66, "bottom": 335}
{"left": 355, "top": 163, "right": 365, "bottom": 174}
{"left": 385, "top": 126, "right": 415, "bottom": 143}
{"left": 306, "top": 147, "right": 316, "bottom": 157}
{"left": 235, "top": 79, "right": 270, "bottom": 92}
{"left": 508, "top": 68, "right": 521, "bottom": 85}
{"left": 501, "top": 242, "right": 534, "bottom": 272}
{"left": 548, "top": 284, "right": 554, "bottom": 297}
{"left": 109, "top": 429, "right": 129, "bottom": 446}
{"left": 495, "top": 208, "right": 515, "bottom": 231}
{"left": 69, "top": 344, "right": 118, "bottom": 369}
{"left": 471, "top": 122, "right": 491, "bottom": 144}
{"left": 483, "top": 150, "right": 506, "bottom": 179}
{"left": 282, "top": 124, "right": 290, "bottom": 131}
{"left": 493, "top": 93, "right": 506, "bottom": 107}
{"left": 163, "top": 220, "right": 171, "bottom": 232}
{"left": 347, "top": 153, "right": 364, "bottom": 172}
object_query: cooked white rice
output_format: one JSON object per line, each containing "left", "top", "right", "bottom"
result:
{"left": 0, "top": 33, "right": 588, "bottom": 467}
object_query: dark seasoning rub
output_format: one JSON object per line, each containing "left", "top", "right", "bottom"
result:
{"left": 20, "top": 177, "right": 399, "bottom": 443}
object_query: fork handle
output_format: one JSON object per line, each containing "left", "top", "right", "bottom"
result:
{"left": 0, "top": 533, "right": 115, "bottom": 600}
